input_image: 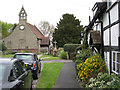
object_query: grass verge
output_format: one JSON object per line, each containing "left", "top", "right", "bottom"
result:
{"left": 0, "top": 54, "right": 14, "bottom": 58}
{"left": 36, "top": 62, "right": 64, "bottom": 88}
{"left": 40, "top": 55, "right": 61, "bottom": 60}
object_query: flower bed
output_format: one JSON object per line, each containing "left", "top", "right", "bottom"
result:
{"left": 77, "top": 55, "right": 107, "bottom": 83}
{"left": 86, "top": 72, "right": 120, "bottom": 88}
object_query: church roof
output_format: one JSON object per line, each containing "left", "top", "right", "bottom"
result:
{"left": 27, "top": 23, "right": 44, "bottom": 38}
{"left": 27, "top": 23, "right": 50, "bottom": 45}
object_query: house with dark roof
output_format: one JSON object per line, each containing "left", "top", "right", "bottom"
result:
{"left": 3, "top": 7, "right": 50, "bottom": 53}
{"left": 85, "top": 0, "right": 120, "bottom": 74}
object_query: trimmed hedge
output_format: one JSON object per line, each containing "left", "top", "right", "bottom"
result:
{"left": 64, "top": 44, "right": 80, "bottom": 59}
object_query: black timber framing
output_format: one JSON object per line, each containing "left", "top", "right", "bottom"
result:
{"left": 108, "top": 7, "right": 112, "bottom": 74}
{"left": 103, "top": 20, "right": 120, "bottom": 31}
{"left": 118, "top": 1, "right": 120, "bottom": 50}
{"left": 104, "top": 46, "right": 120, "bottom": 52}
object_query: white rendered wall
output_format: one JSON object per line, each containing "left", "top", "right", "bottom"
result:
{"left": 103, "top": 13, "right": 109, "bottom": 28}
{"left": 104, "top": 29, "right": 109, "bottom": 45}
{"left": 110, "top": 4, "right": 118, "bottom": 23}
{"left": 111, "top": 24, "right": 119, "bottom": 46}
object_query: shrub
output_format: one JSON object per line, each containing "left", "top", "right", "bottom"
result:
{"left": 60, "top": 51, "right": 67, "bottom": 59}
{"left": 0, "top": 43, "right": 7, "bottom": 51}
{"left": 86, "top": 72, "right": 120, "bottom": 88}
{"left": 76, "top": 48, "right": 92, "bottom": 62}
{"left": 70, "top": 52, "right": 76, "bottom": 60}
{"left": 24, "top": 50, "right": 30, "bottom": 53}
{"left": 77, "top": 55, "right": 107, "bottom": 83}
{"left": 64, "top": 44, "right": 80, "bottom": 59}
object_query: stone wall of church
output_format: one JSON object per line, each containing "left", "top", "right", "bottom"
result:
{"left": 3, "top": 22, "right": 39, "bottom": 52}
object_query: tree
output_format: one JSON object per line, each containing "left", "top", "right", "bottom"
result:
{"left": 0, "top": 43, "right": 7, "bottom": 51}
{"left": 0, "top": 21, "right": 16, "bottom": 39}
{"left": 38, "top": 21, "right": 54, "bottom": 37}
{"left": 53, "top": 13, "right": 83, "bottom": 47}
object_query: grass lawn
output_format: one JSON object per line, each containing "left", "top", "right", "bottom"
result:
{"left": 0, "top": 54, "right": 14, "bottom": 58}
{"left": 40, "top": 55, "right": 61, "bottom": 60}
{"left": 36, "top": 62, "right": 64, "bottom": 88}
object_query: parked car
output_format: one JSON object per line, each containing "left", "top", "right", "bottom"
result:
{"left": 0, "top": 58, "right": 33, "bottom": 89}
{"left": 13, "top": 53, "right": 41, "bottom": 79}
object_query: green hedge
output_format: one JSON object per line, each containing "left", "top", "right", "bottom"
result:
{"left": 64, "top": 44, "right": 80, "bottom": 59}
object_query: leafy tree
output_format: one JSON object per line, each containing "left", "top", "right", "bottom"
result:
{"left": 38, "top": 21, "right": 55, "bottom": 37}
{"left": 0, "top": 21, "right": 16, "bottom": 39}
{"left": 0, "top": 43, "right": 7, "bottom": 51}
{"left": 53, "top": 13, "right": 83, "bottom": 47}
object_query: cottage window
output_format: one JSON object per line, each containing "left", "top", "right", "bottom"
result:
{"left": 112, "top": 51, "right": 120, "bottom": 74}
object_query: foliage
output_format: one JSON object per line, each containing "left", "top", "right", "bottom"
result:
{"left": 38, "top": 21, "right": 54, "bottom": 37}
{"left": 24, "top": 50, "right": 30, "bottom": 53}
{"left": 0, "top": 43, "right": 7, "bottom": 51}
{"left": 77, "top": 55, "right": 107, "bottom": 83}
{"left": 37, "top": 63, "right": 64, "bottom": 88}
{"left": 76, "top": 48, "right": 92, "bottom": 62}
{"left": 64, "top": 44, "right": 80, "bottom": 53}
{"left": 86, "top": 72, "right": 120, "bottom": 88}
{"left": 0, "top": 21, "right": 16, "bottom": 38}
{"left": 64, "top": 44, "right": 80, "bottom": 59}
{"left": 53, "top": 13, "right": 83, "bottom": 47}
{"left": 60, "top": 51, "right": 67, "bottom": 59}
{"left": 70, "top": 52, "right": 76, "bottom": 60}
{"left": 82, "top": 31, "right": 88, "bottom": 49}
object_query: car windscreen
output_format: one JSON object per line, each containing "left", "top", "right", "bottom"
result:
{"left": 14, "top": 54, "right": 33, "bottom": 61}
{"left": 0, "top": 64, "right": 6, "bottom": 81}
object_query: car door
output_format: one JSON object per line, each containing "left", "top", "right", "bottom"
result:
{"left": 17, "top": 61, "right": 32, "bottom": 89}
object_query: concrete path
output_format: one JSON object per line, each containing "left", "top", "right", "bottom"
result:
{"left": 53, "top": 62, "right": 80, "bottom": 88}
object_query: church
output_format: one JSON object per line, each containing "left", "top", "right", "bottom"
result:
{"left": 3, "top": 7, "right": 50, "bottom": 53}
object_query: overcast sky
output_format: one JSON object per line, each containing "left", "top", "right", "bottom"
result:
{"left": 0, "top": 0, "right": 102, "bottom": 27}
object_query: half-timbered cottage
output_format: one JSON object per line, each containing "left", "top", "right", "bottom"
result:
{"left": 86, "top": 0, "right": 120, "bottom": 74}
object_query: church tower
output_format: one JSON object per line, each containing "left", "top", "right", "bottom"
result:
{"left": 19, "top": 6, "right": 27, "bottom": 24}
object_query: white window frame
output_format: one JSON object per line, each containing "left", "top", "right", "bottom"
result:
{"left": 112, "top": 51, "right": 120, "bottom": 74}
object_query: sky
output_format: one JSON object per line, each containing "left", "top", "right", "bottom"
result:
{"left": 0, "top": 0, "right": 102, "bottom": 27}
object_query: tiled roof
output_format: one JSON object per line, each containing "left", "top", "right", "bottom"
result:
{"left": 27, "top": 23, "right": 50, "bottom": 45}
{"left": 90, "top": 30, "right": 101, "bottom": 45}
{"left": 40, "top": 37, "right": 50, "bottom": 45}
{"left": 27, "top": 23, "right": 44, "bottom": 38}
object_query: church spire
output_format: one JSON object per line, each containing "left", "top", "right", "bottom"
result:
{"left": 19, "top": 6, "right": 27, "bottom": 23}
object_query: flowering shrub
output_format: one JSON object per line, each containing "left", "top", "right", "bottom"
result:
{"left": 76, "top": 48, "right": 92, "bottom": 62}
{"left": 86, "top": 72, "right": 120, "bottom": 88}
{"left": 77, "top": 55, "right": 106, "bottom": 82}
